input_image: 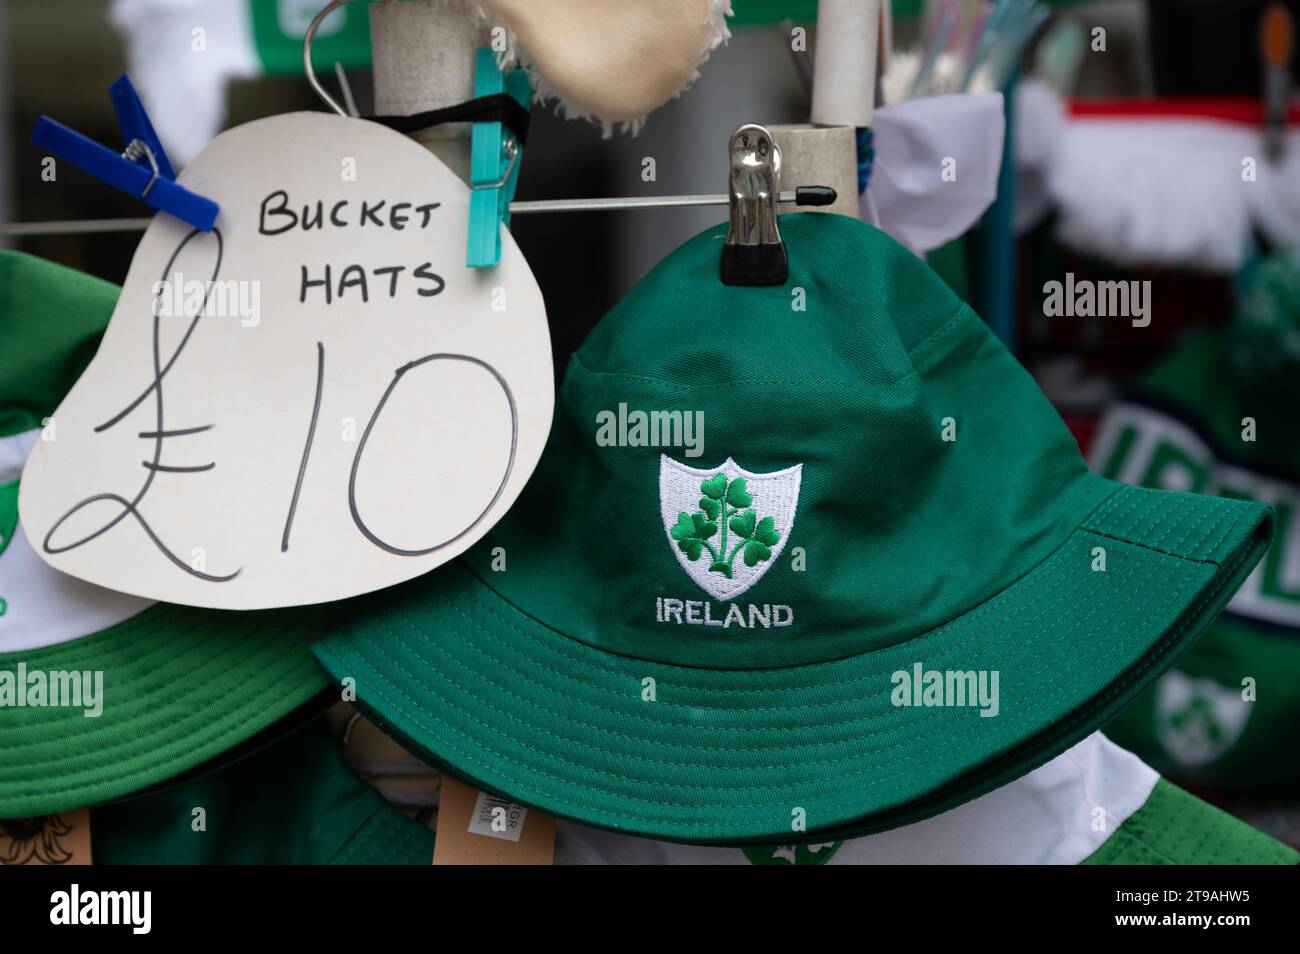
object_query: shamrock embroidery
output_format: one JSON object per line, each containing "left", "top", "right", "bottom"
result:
{"left": 669, "top": 511, "right": 717, "bottom": 561}
{"left": 672, "top": 473, "right": 781, "bottom": 578}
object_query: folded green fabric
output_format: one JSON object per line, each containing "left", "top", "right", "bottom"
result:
{"left": 92, "top": 718, "right": 434, "bottom": 865}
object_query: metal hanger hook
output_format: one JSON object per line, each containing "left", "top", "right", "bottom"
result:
{"left": 303, "top": 0, "right": 368, "bottom": 117}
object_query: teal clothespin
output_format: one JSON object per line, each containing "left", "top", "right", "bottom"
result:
{"left": 467, "top": 49, "right": 531, "bottom": 268}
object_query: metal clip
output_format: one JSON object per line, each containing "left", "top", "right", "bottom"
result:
{"left": 121, "top": 139, "right": 160, "bottom": 198}
{"left": 721, "top": 123, "right": 788, "bottom": 286}
{"left": 31, "top": 74, "right": 218, "bottom": 232}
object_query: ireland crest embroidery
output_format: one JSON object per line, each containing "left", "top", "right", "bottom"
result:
{"left": 1155, "top": 670, "right": 1251, "bottom": 768}
{"left": 659, "top": 455, "right": 801, "bottom": 601}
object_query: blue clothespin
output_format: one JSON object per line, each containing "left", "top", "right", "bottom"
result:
{"left": 32, "top": 74, "right": 218, "bottom": 232}
{"left": 467, "top": 50, "right": 531, "bottom": 268}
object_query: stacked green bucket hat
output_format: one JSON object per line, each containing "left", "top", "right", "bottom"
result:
{"left": 0, "top": 251, "right": 332, "bottom": 819}
{"left": 314, "top": 214, "right": 1274, "bottom": 843}
{"left": 88, "top": 717, "right": 436, "bottom": 865}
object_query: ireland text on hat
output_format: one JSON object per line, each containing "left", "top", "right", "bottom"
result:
{"left": 0, "top": 664, "right": 103, "bottom": 717}
{"left": 891, "top": 663, "right": 1000, "bottom": 718}
{"left": 656, "top": 597, "right": 793, "bottom": 628}
{"left": 50, "top": 885, "right": 151, "bottom": 935}
{"left": 596, "top": 404, "right": 705, "bottom": 457}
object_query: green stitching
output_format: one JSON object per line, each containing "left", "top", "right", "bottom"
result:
{"left": 672, "top": 474, "right": 781, "bottom": 579}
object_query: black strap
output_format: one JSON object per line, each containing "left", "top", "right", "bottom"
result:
{"left": 366, "top": 93, "right": 531, "bottom": 147}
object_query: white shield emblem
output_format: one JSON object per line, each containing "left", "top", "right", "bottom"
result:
{"left": 659, "top": 455, "right": 801, "bottom": 602}
{"left": 1155, "top": 670, "right": 1252, "bottom": 768}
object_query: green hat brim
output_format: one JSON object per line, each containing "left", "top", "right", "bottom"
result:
{"left": 0, "top": 601, "right": 332, "bottom": 818}
{"left": 0, "top": 252, "right": 337, "bottom": 818}
{"left": 314, "top": 481, "right": 1269, "bottom": 843}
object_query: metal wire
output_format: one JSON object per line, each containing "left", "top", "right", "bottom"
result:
{"left": 303, "top": 0, "right": 355, "bottom": 117}
{"left": 0, "top": 190, "right": 823, "bottom": 237}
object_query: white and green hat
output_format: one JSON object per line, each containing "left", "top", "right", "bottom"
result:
{"left": 0, "top": 251, "right": 332, "bottom": 819}
{"left": 1092, "top": 254, "right": 1300, "bottom": 793}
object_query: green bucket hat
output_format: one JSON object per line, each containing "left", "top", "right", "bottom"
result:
{"left": 89, "top": 716, "right": 436, "bottom": 865}
{"left": 314, "top": 214, "right": 1273, "bottom": 843}
{"left": 0, "top": 251, "right": 331, "bottom": 819}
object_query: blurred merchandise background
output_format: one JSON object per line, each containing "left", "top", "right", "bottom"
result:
{"left": 0, "top": 0, "right": 1202, "bottom": 362}
{"left": 2, "top": 0, "right": 1298, "bottom": 846}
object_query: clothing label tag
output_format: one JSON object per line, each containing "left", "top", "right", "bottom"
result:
{"left": 433, "top": 777, "right": 554, "bottom": 865}
{"left": 0, "top": 810, "right": 92, "bottom": 865}
{"left": 20, "top": 111, "right": 553, "bottom": 610}
{"left": 468, "top": 790, "right": 527, "bottom": 842}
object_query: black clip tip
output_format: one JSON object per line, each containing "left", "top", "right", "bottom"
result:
{"left": 794, "top": 185, "right": 837, "bottom": 207}
{"left": 721, "top": 244, "right": 788, "bottom": 287}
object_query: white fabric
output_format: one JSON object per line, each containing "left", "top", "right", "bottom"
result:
{"left": 554, "top": 731, "right": 1159, "bottom": 864}
{"left": 1, "top": 431, "right": 155, "bottom": 653}
{"left": 0, "top": 428, "right": 38, "bottom": 485}
{"left": 1011, "top": 79, "right": 1065, "bottom": 234}
{"left": 1014, "top": 83, "right": 1300, "bottom": 271}
{"left": 865, "top": 93, "right": 1005, "bottom": 254}
{"left": 485, "top": 0, "right": 734, "bottom": 135}
{"left": 1050, "top": 121, "right": 1256, "bottom": 271}
{"left": 109, "top": 0, "right": 261, "bottom": 167}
